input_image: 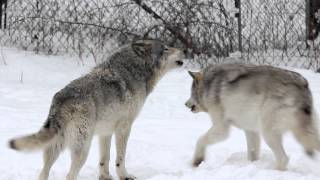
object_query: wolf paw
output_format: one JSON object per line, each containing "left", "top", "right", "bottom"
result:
{"left": 192, "top": 157, "right": 204, "bottom": 167}
{"left": 120, "top": 175, "right": 136, "bottom": 180}
{"left": 99, "top": 174, "right": 113, "bottom": 180}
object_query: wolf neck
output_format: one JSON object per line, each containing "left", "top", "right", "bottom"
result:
{"left": 97, "top": 48, "right": 166, "bottom": 95}
{"left": 146, "top": 67, "right": 167, "bottom": 94}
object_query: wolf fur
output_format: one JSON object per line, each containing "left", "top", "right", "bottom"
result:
{"left": 9, "top": 39, "right": 185, "bottom": 180}
{"left": 185, "top": 63, "right": 320, "bottom": 170}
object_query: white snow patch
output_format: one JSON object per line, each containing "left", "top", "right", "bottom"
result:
{"left": 1, "top": 48, "right": 320, "bottom": 180}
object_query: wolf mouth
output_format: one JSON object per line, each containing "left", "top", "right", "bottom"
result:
{"left": 191, "top": 105, "right": 196, "bottom": 112}
{"left": 176, "top": 60, "right": 184, "bottom": 66}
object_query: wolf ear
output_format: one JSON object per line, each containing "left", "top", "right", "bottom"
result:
{"left": 132, "top": 40, "right": 152, "bottom": 57}
{"left": 188, "top": 71, "right": 203, "bottom": 80}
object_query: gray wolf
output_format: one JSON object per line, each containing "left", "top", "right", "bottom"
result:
{"left": 185, "top": 63, "right": 320, "bottom": 170}
{"left": 9, "top": 40, "right": 185, "bottom": 180}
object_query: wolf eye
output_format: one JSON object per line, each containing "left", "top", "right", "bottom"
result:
{"left": 164, "top": 47, "right": 169, "bottom": 52}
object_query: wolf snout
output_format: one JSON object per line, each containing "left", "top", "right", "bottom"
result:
{"left": 185, "top": 101, "right": 196, "bottom": 112}
{"left": 174, "top": 49, "right": 187, "bottom": 66}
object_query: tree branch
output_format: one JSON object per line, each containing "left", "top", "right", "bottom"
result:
{"left": 132, "top": 0, "right": 200, "bottom": 54}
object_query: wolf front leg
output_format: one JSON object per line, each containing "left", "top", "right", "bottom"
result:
{"left": 193, "top": 108, "right": 230, "bottom": 167}
{"left": 244, "top": 130, "right": 260, "bottom": 161}
{"left": 99, "top": 135, "right": 113, "bottom": 180}
{"left": 192, "top": 124, "right": 230, "bottom": 167}
{"left": 115, "top": 122, "right": 136, "bottom": 180}
{"left": 193, "top": 109, "right": 230, "bottom": 167}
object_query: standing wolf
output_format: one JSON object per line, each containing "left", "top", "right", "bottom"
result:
{"left": 9, "top": 40, "right": 185, "bottom": 180}
{"left": 185, "top": 63, "right": 320, "bottom": 170}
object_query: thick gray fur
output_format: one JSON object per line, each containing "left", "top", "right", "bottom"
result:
{"left": 9, "top": 39, "right": 185, "bottom": 180}
{"left": 185, "top": 63, "right": 320, "bottom": 171}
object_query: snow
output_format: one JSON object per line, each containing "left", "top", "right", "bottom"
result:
{"left": 1, "top": 48, "right": 320, "bottom": 180}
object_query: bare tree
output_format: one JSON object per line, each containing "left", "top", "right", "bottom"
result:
{"left": 0, "top": 0, "right": 319, "bottom": 70}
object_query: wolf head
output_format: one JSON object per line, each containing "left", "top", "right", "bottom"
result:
{"left": 185, "top": 71, "right": 207, "bottom": 113}
{"left": 131, "top": 39, "right": 185, "bottom": 72}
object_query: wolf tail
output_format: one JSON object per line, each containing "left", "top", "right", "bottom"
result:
{"left": 8, "top": 117, "right": 60, "bottom": 151}
{"left": 8, "top": 129, "right": 56, "bottom": 151}
{"left": 8, "top": 90, "right": 68, "bottom": 151}
{"left": 293, "top": 106, "right": 320, "bottom": 157}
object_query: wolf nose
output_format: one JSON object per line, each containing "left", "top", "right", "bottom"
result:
{"left": 185, "top": 101, "right": 193, "bottom": 108}
{"left": 183, "top": 49, "right": 188, "bottom": 54}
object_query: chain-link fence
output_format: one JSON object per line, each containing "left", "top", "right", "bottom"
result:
{"left": 240, "top": 0, "right": 320, "bottom": 70}
{"left": 0, "top": 0, "right": 124, "bottom": 62}
{"left": 0, "top": 0, "right": 319, "bottom": 70}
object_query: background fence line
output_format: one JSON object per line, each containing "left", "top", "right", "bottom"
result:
{"left": 0, "top": 0, "right": 319, "bottom": 70}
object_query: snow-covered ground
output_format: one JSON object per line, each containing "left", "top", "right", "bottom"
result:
{"left": 1, "top": 48, "right": 320, "bottom": 180}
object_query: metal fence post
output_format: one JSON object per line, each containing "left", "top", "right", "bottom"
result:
{"left": 235, "top": 0, "right": 242, "bottom": 53}
{"left": 3, "top": 0, "right": 6, "bottom": 29}
{"left": 0, "top": 0, "right": 3, "bottom": 29}
{"left": 0, "top": 0, "right": 7, "bottom": 29}
{"left": 306, "top": 0, "right": 310, "bottom": 45}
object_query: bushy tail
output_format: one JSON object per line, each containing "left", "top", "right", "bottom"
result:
{"left": 9, "top": 91, "right": 66, "bottom": 152}
{"left": 9, "top": 128, "right": 57, "bottom": 151}
{"left": 293, "top": 107, "right": 320, "bottom": 157}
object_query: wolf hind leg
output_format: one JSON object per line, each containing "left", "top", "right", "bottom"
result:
{"left": 262, "top": 129, "right": 288, "bottom": 171}
{"left": 39, "top": 140, "right": 63, "bottom": 180}
{"left": 66, "top": 123, "right": 94, "bottom": 180}
{"left": 244, "top": 130, "right": 260, "bottom": 161}
{"left": 66, "top": 138, "right": 92, "bottom": 180}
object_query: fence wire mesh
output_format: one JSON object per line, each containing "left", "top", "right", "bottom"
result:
{"left": 240, "top": 0, "right": 320, "bottom": 70}
{"left": 0, "top": 0, "right": 319, "bottom": 70}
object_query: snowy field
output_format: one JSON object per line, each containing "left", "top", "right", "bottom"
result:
{"left": 1, "top": 48, "right": 320, "bottom": 180}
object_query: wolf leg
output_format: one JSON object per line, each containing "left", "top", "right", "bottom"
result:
{"left": 244, "top": 130, "right": 260, "bottom": 161}
{"left": 99, "top": 135, "right": 113, "bottom": 180}
{"left": 115, "top": 123, "right": 135, "bottom": 180}
{"left": 39, "top": 143, "right": 62, "bottom": 180}
{"left": 193, "top": 122, "right": 229, "bottom": 167}
{"left": 66, "top": 136, "right": 93, "bottom": 180}
{"left": 262, "top": 130, "right": 288, "bottom": 170}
